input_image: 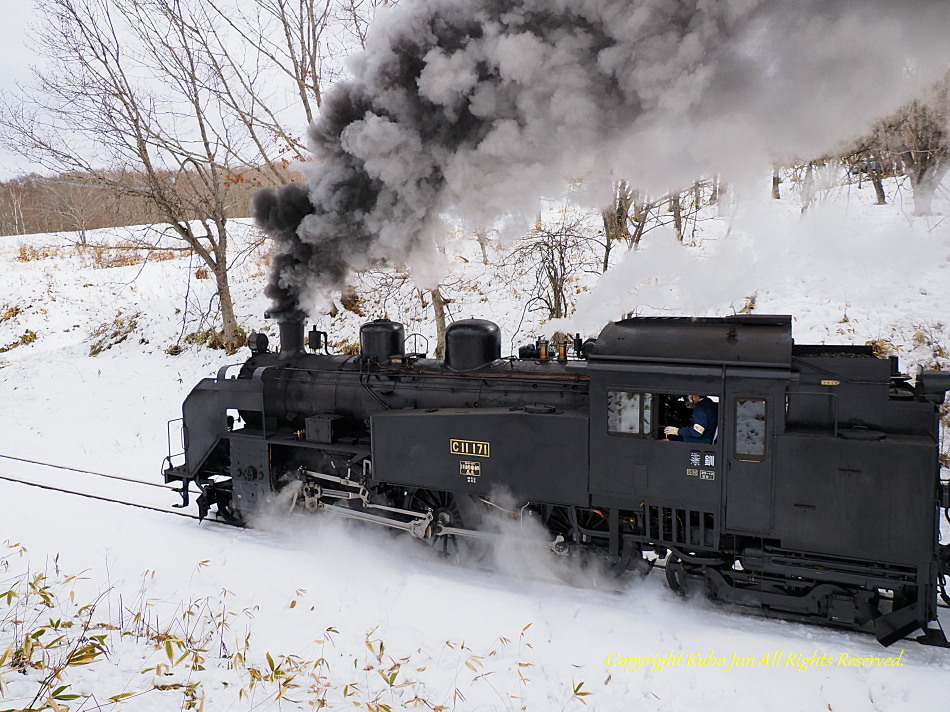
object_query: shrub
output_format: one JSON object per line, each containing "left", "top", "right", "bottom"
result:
{"left": 88, "top": 311, "right": 141, "bottom": 356}
{"left": 331, "top": 338, "right": 361, "bottom": 355}
{"left": 180, "top": 326, "right": 248, "bottom": 351}
{"left": 911, "top": 322, "right": 948, "bottom": 368}
{"left": 865, "top": 338, "right": 899, "bottom": 358}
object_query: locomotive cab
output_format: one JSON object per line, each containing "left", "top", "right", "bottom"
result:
{"left": 586, "top": 316, "right": 790, "bottom": 558}
{"left": 582, "top": 315, "right": 949, "bottom": 646}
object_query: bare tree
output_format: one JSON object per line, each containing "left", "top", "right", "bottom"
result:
{"left": 0, "top": 177, "right": 29, "bottom": 235}
{"left": 504, "top": 179, "right": 713, "bottom": 310}
{"left": 429, "top": 288, "right": 448, "bottom": 358}
{"left": 709, "top": 175, "right": 721, "bottom": 205}
{"left": 668, "top": 193, "right": 684, "bottom": 241}
{"left": 595, "top": 180, "right": 708, "bottom": 272}
{"left": 600, "top": 179, "right": 632, "bottom": 272}
{"left": 841, "top": 146, "right": 888, "bottom": 205}
{"left": 201, "top": 0, "right": 340, "bottom": 183}
{"left": 628, "top": 190, "right": 657, "bottom": 248}
{"left": 771, "top": 165, "right": 782, "bottom": 199}
{"left": 873, "top": 75, "right": 950, "bottom": 216}
{"left": 196, "top": 0, "right": 398, "bottom": 186}
{"left": 506, "top": 207, "right": 600, "bottom": 320}
{"left": 634, "top": 182, "right": 718, "bottom": 249}
{"left": 780, "top": 158, "right": 839, "bottom": 213}
{"left": 337, "top": 0, "right": 397, "bottom": 50}
{"left": 0, "top": 0, "right": 266, "bottom": 350}
{"left": 39, "top": 175, "right": 118, "bottom": 244}
{"left": 800, "top": 162, "right": 816, "bottom": 213}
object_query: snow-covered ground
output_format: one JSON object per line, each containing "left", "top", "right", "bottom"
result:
{"left": 2, "top": 175, "right": 950, "bottom": 710}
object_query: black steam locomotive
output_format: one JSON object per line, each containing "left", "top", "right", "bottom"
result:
{"left": 164, "top": 314, "right": 950, "bottom": 647}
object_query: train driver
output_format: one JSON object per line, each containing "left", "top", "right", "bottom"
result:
{"left": 664, "top": 395, "right": 718, "bottom": 444}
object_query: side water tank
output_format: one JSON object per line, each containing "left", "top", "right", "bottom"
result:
{"left": 360, "top": 319, "right": 405, "bottom": 363}
{"left": 444, "top": 319, "right": 501, "bottom": 371}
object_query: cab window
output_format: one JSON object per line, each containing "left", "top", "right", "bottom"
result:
{"left": 657, "top": 393, "right": 720, "bottom": 443}
{"left": 735, "top": 398, "right": 767, "bottom": 460}
{"left": 607, "top": 391, "right": 653, "bottom": 437}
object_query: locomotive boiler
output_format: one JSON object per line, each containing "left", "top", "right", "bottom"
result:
{"left": 164, "top": 314, "right": 950, "bottom": 648}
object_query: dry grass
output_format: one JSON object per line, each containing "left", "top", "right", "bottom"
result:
{"left": 0, "top": 545, "right": 563, "bottom": 712}
{"left": 865, "top": 338, "right": 899, "bottom": 358}
{"left": 16, "top": 244, "right": 65, "bottom": 262}
{"left": 340, "top": 287, "right": 366, "bottom": 317}
{"left": 82, "top": 244, "right": 188, "bottom": 270}
{"left": 89, "top": 247, "right": 142, "bottom": 269}
{"left": 0, "top": 330, "right": 38, "bottom": 353}
{"left": 152, "top": 249, "right": 181, "bottom": 261}
{"left": 176, "top": 326, "right": 248, "bottom": 352}
{"left": 16, "top": 241, "right": 186, "bottom": 269}
{"left": 1, "top": 304, "right": 23, "bottom": 322}
{"left": 738, "top": 293, "right": 757, "bottom": 314}
{"left": 330, "top": 338, "right": 361, "bottom": 355}
{"left": 88, "top": 311, "right": 141, "bottom": 356}
{"left": 247, "top": 246, "right": 272, "bottom": 279}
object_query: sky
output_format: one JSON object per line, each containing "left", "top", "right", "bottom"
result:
{"left": 0, "top": 0, "right": 37, "bottom": 179}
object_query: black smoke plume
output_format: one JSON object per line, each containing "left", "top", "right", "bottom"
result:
{"left": 253, "top": 0, "right": 950, "bottom": 319}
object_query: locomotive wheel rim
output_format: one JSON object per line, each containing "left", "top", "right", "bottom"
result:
{"left": 545, "top": 506, "right": 641, "bottom": 578}
{"left": 404, "top": 488, "right": 464, "bottom": 558}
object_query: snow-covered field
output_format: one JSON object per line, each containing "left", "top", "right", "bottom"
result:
{"left": 2, "top": 175, "right": 950, "bottom": 710}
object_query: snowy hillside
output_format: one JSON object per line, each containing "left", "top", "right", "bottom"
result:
{"left": 2, "top": 175, "right": 950, "bottom": 710}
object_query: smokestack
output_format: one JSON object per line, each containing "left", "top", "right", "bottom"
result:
{"left": 266, "top": 310, "right": 306, "bottom": 355}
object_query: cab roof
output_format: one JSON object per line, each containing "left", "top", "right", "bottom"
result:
{"left": 591, "top": 315, "right": 793, "bottom": 367}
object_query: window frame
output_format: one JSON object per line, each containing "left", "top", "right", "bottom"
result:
{"left": 606, "top": 390, "right": 654, "bottom": 439}
{"left": 734, "top": 396, "right": 768, "bottom": 462}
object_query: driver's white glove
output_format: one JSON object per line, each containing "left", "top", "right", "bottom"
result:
{"left": 664, "top": 426, "right": 679, "bottom": 437}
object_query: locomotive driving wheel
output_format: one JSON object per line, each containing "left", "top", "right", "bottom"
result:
{"left": 545, "top": 506, "right": 644, "bottom": 577}
{"left": 403, "top": 488, "right": 482, "bottom": 560}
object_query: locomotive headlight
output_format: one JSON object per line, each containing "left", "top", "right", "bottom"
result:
{"left": 247, "top": 332, "right": 269, "bottom": 354}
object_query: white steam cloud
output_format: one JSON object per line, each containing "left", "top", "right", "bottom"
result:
{"left": 252, "top": 0, "right": 950, "bottom": 317}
